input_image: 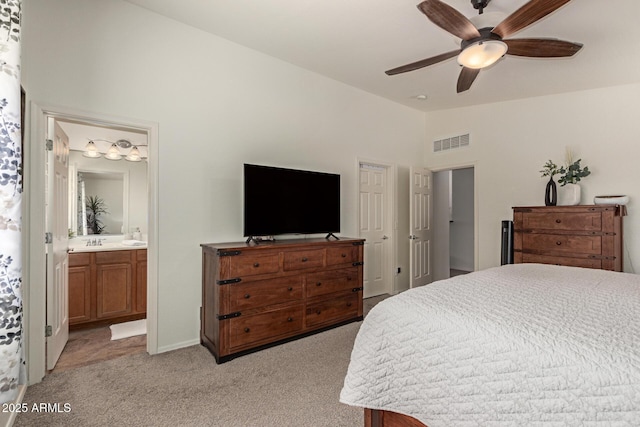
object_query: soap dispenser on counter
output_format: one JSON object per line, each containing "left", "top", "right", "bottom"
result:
{"left": 132, "top": 227, "right": 142, "bottom": 241}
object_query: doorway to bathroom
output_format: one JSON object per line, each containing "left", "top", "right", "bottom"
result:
{"left": 26, "top": 103, "right": 159, "bottom": 382}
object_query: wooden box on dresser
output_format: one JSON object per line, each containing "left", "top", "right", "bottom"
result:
{"left": 201, "top": 237, "right": 364, "bottom": 363}
{"left": 513, "top": 205, "right": 625, "bottom": 271}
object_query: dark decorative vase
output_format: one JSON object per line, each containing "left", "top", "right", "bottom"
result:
{"left": 544, "top": 177, "right": 557, "bottom": 206}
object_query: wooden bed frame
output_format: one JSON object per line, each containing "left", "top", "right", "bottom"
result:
{"left": 364, "top": 409, "right": 427, "bottom": 427}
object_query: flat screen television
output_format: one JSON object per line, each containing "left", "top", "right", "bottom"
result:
{"left": 243, "top": 164, "right": 340, "bottom": 238}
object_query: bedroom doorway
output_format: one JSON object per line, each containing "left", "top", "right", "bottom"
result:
{"left": 432, "top": 167, "right": 475, "bottom": 281}
{"left": 26, "top": 103, "right": 159, "bottom": 384}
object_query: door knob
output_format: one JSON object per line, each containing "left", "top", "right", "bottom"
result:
{"left": 409, "top": 235, "right": 418, "bottom": 240}
{"left": 382, "top": 235, "right": 389, "bottom": 240}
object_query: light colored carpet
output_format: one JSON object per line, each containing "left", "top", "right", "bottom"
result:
{"left": 109, "top": 319, "right": 147, "bottom": 340}
{"left": 16, "top": 295, "right": 390, "bottom": 427}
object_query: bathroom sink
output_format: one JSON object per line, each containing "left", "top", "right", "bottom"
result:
{"left": 68, "top": 241, "right": 147, "bottom": 253}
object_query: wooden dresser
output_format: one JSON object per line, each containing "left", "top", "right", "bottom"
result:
{"left": 201, "top": 238, "right": 364, "bottom": 363}
{"left": 513, "top": 205, "right": 624, "bottom": 271}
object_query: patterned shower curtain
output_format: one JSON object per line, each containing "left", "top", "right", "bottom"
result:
{"left": 0, "top": 0, "right": 24, "bottom": 404}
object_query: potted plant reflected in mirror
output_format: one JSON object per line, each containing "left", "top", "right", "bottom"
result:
{"left": 540, "top": 160, "right": 559, "bottom": 206}
{"left": 558, "top": 158, "right": 590, "bottom": 206}
{"left": 86, "top": 195, "right": 109, "bottom": 235}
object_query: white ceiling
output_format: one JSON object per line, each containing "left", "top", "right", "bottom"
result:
{"left": 122, "top": 0, "right": 640, "bottom": 112}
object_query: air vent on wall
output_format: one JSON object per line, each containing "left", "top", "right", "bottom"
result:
{"left": 433, "top": 133, "right": 470, "bottom": 153}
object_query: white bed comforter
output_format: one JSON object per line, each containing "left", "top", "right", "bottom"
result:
{"left": 340, "top": 264, "right": 640, "bottom": 426}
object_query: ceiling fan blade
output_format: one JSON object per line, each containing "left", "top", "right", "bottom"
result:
{"left": 385, "top": 50, "right": 460, "bottom": 75}
{"left": 417, "top": 0, "right": 480, "bottom": 41}
{"left": 505, "top": 38, "right": 583, "bottom": 57}
{"left": 492, "top": 0, "right": 572, "bottom": 39}
{"left": 457, "top": 67, "right": 480, "bottom": 93}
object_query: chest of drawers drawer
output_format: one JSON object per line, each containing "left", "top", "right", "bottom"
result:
{"left": 521, "top": 233, "right": 602, "bottom": 255}
{"left": 229, "top": 305, "right": 304, "bottom": 350}
{"left": 228, "top": 276, "right": 303, "bottom": 311}
{"left": 306, "top": 293, "right": 360, "bottom": 327}
{"left": 306, "top": 268, "right": 359, "bottom": 298}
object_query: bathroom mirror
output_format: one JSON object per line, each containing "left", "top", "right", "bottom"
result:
{"left": 68, "top": 150, "right": 147, "bottom": 238}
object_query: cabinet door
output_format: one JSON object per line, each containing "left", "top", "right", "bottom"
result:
{"left": 69, "top": 265, "right": 92, "bottom": 324}
{"left": 96, "top": 263, "right": 132, "bottom": 319}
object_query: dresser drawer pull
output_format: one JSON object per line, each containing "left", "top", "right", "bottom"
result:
{"left": 287, "top": 287, "right": 293, "bottom": 291}
{"left": 341, "top": 253, "right": 347, "bottom": 258}
{"left": 287, "top": 317, "right": 293, "bottom": 322}
{"left": 244, "top": 327, "right": 250, "bottom": 333}
{"left": 346, "top": 302, "right": 352, "bottom": 307}
{"left": 302, "top": 257, "right": 308, "bottom": 262}
{"left": 316, "top": 309, "right": 321, "bottom": 315}
{"left": 347, "top": 276, "right": 352, "bottom": 281}
{"left": 555, "top": 219, "right": 562, "bottom": 223}
{"left": 244, "top": 294, "right": 251, "bottom": 299}
{"left": 556, "top": 241, "right": 562, "bottom": 245}
{"left": 253, "top": 262, "right": 260, "bottom": 268}
{"left": 316, "top": 282, "right": 322, "bottom": 286}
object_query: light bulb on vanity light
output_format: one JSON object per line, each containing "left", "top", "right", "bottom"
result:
{"left": 82, "top": 140, "right": 101, "bottom": 158}
{"left": 125, "top": 146, "right": 142, "bottom": 162}
{"left": 105, "top": 143, "right": 122, "bottom": 160}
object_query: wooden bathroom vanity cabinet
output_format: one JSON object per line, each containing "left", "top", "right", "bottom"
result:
{"left": 201, "top": 238, "right": 364, "bottom": 363}
{"left": 69, "top": 248, "right": 147, "bottom": 328}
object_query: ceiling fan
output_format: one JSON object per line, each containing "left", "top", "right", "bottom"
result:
{"left": 386, "top": 0, "right": 583, "bottom": 93}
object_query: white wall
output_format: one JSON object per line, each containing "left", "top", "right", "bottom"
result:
{"left": 425, "top": 83, "right": 640, "bottom": 273}
{"left": 22, "top": 0, "right": 426, "bottom": 352}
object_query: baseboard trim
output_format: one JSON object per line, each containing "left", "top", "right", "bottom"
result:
{"left": 0, "top": 384, "right": 27, "bottom": 427}
{"left": 156, "top": 338, "right": 200, "bottom": 354}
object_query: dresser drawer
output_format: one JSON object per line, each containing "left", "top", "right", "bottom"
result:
{"left": 326, "top": 245, "right": 360, "bottom": 266}
{"left": 228, "top": 253, "right": 280, "bottom": 278}
{"left": 522, "top": 234, "right": 602, "bottom": 255}
{"left": 306, "top": 294, "right": 359, "bottom": 327}
{"left": 521, "top": 253, "right": 602, "bottom": 269}
{"left": 283, "top": 249, "right": 324, "bottom": 271}
{"left": 229, "top": 305, "right": 303, "bottom": 349}
{"left": 306, "top": 268, "right": 359, "bottom": 298}
{"left": 521, "top": 212, "right": 602, "bottom": 231}
{"left": 228, "top": 276, "right": 303, "bottom": 311}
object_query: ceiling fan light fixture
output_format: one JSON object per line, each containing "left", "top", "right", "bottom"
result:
{"left": 457, "top": 40, "right": 507, "bottom": 69}
{"left": 82, "top": 140, "right": 101, "bottom": 158}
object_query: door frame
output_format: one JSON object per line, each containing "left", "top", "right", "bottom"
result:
{"left": 25, "top": 102, "right": 159, "bottom": 384}
{"left": 355, "top": 158, "right": 397, "bottom": 295}
{"left": 430, "top": 162, "right": 479, "bottom": 275}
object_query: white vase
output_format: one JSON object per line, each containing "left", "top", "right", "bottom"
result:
{"left": 558, "top": 183, "right": 581, "bottom": 205}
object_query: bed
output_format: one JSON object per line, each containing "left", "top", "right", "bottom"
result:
{"left": 340, "top": 263, "right": 640, "bottom": 426}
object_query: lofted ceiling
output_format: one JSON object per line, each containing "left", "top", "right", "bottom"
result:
{"left": 123, "top": 0, "right": 640, "bottom": 112}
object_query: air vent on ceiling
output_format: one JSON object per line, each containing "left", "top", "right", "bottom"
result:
{"left": 433, "top": 133, "right": 470, "bottom": 153}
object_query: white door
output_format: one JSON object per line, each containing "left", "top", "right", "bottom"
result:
{"left": 46, "top": 119, "right": 70, "bottom": 370}
{"left": 409, "top": 167, "right": 433, "bottom": 288}
{"left": 359, "top": 163, "right": 391, "bottom": 298}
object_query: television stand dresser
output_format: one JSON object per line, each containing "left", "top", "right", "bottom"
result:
{"left": 513, "top": 204, "right": 625, "bottom": 271}
{"left": 201, "top": 237, "right": 364, "bottom": 363}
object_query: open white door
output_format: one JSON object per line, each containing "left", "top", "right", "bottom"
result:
{"left": 409, "top": 167, "right": 433, "bottom": 288}
{"left": 359, "top": 163, "right": 392, "bottom": 298}
{"left": 46, "top": 118, "right": 70, "bottom": 370}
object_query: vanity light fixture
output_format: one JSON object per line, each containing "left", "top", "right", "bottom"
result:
{"left": 82, "top": 138, "right": 146, "bottom": 162}
{"left": 82, "top": 140, "right": 102, "bottom": 158}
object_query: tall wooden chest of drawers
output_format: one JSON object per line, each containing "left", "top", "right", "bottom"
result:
{"left": 201, "top": 238, "right": 364, "bottom": 363}
{"left": 513, "top": 205, "right": 624, "bottom": 271}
